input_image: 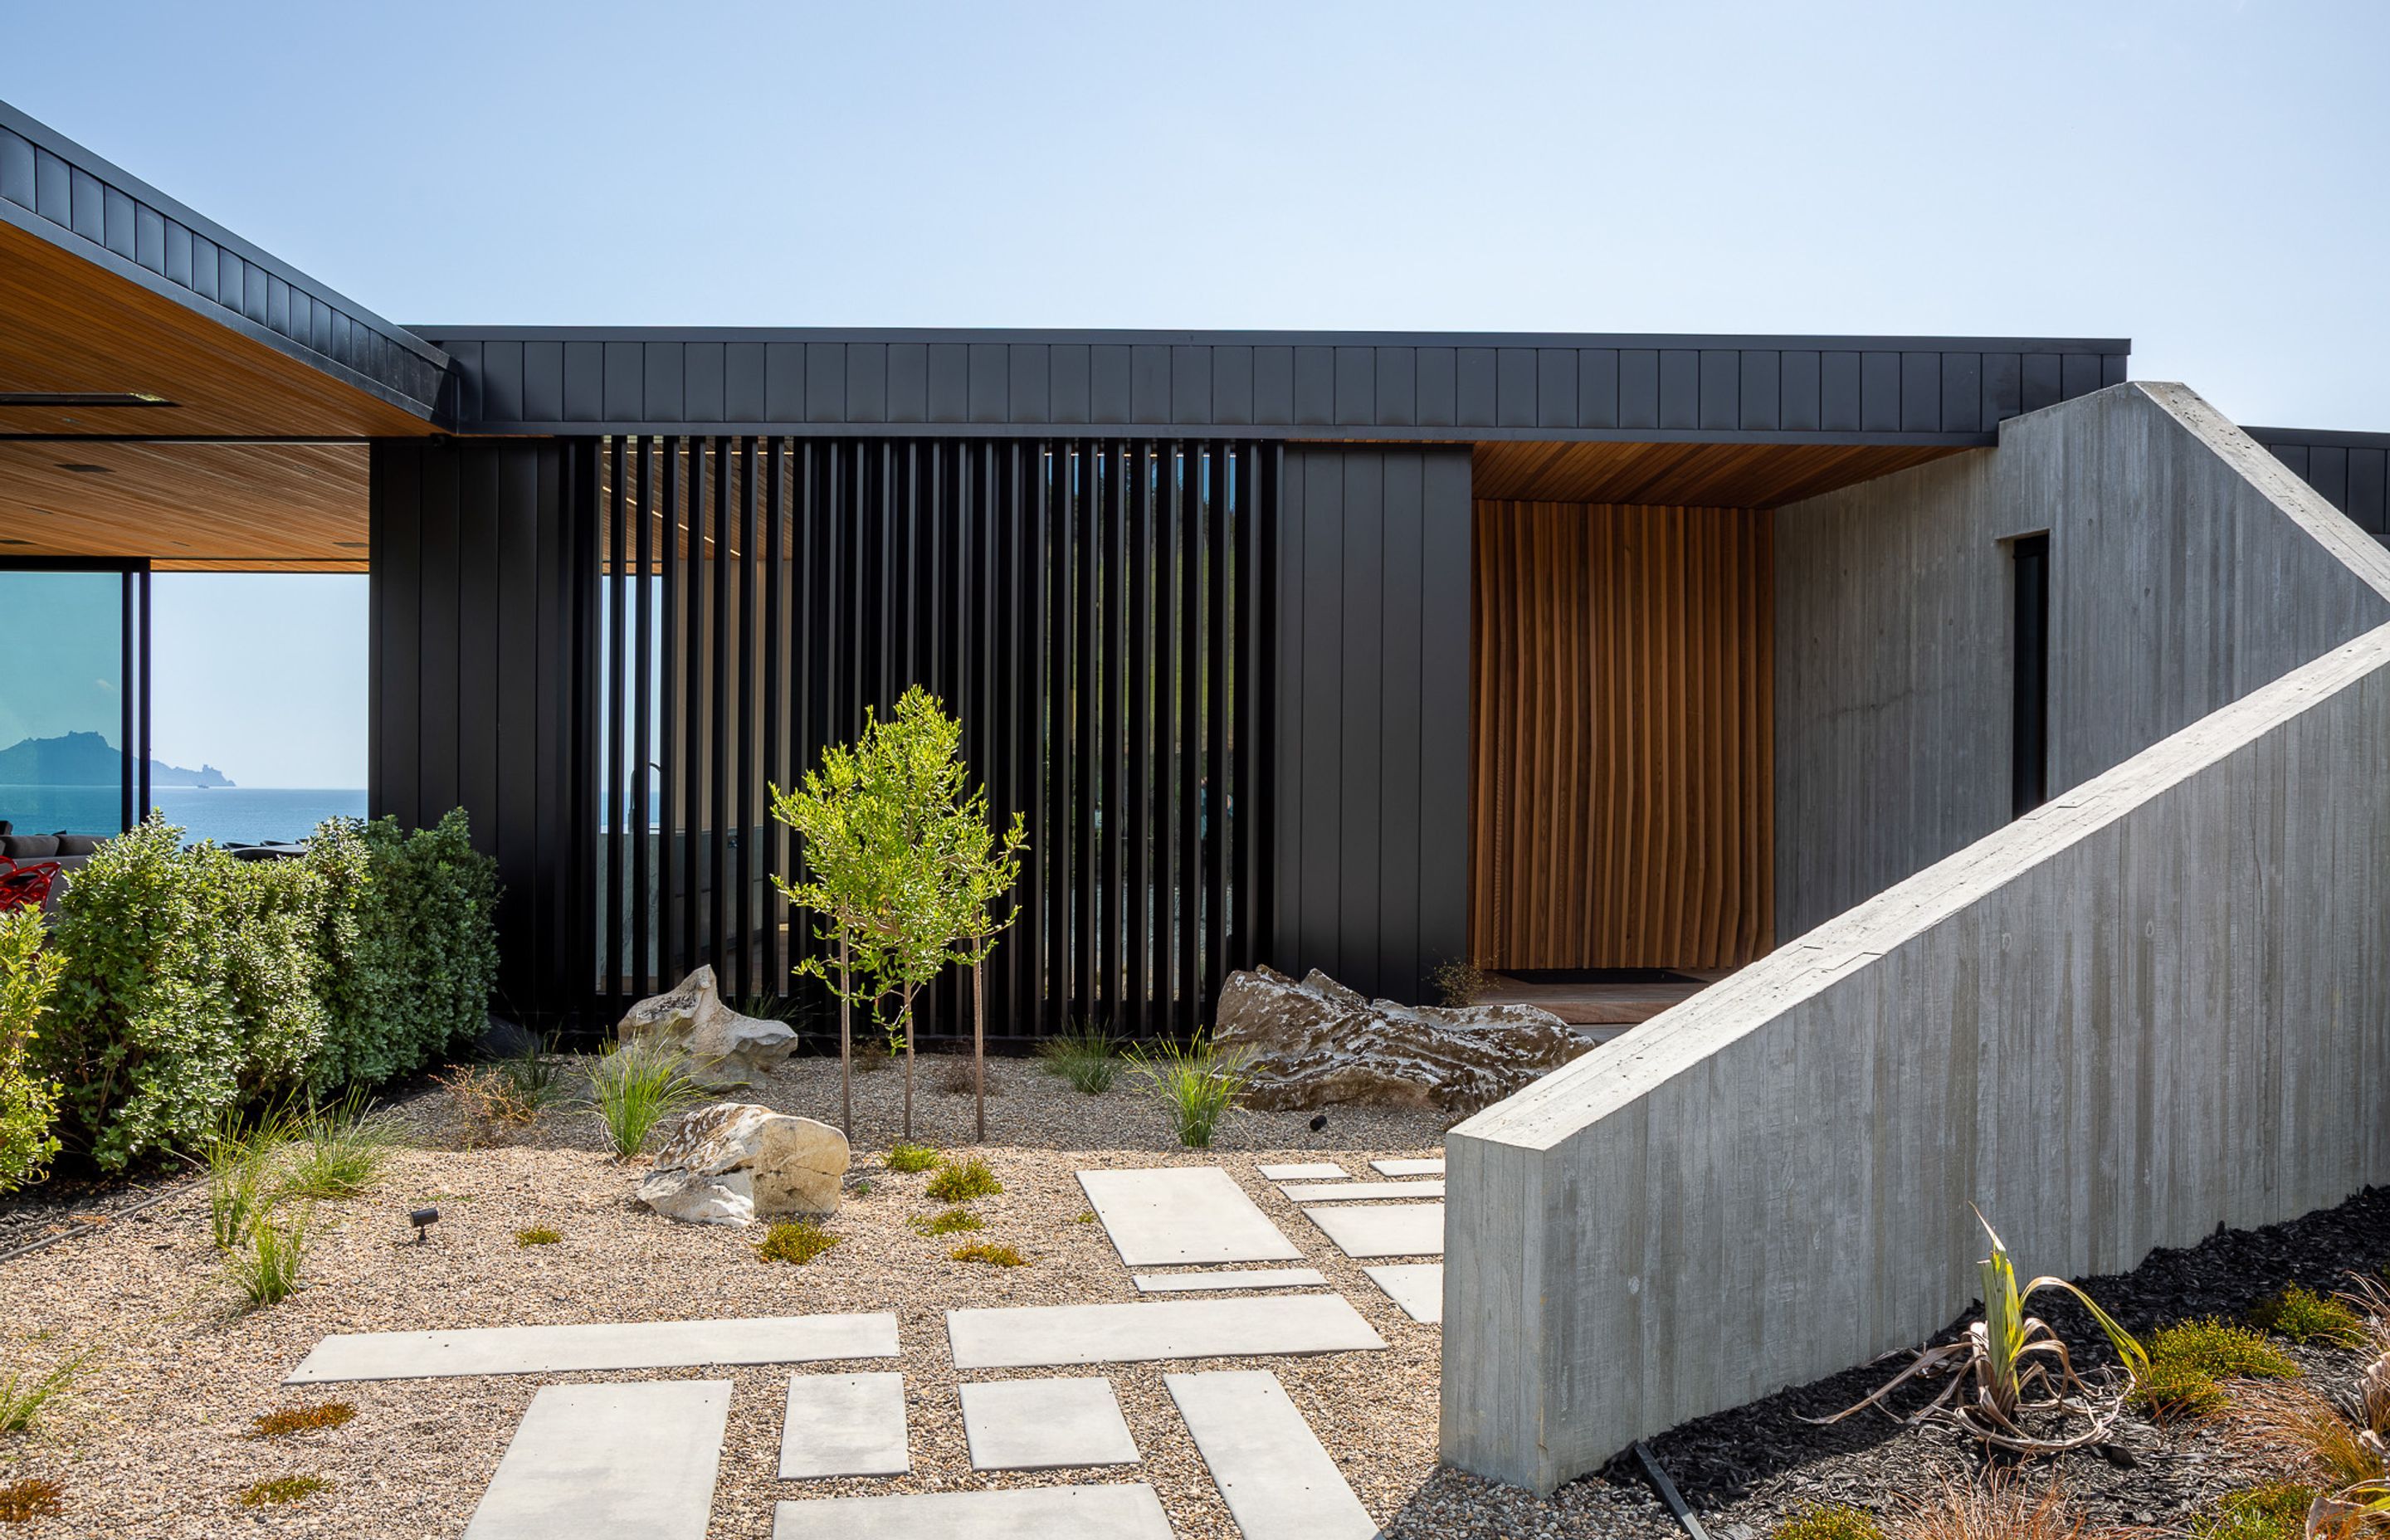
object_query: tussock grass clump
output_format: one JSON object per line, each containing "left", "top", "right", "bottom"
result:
{"left": 951, "top": 1241, "right": 1025, "bottom": 1267}
{"left": 908, "top": 1206, "right": 983, "bottom": 1237}
{"left": 588, "top": 1040, "right": 698, "bottom": 1159}
{"left": 883, "top": 1143, "right": 940, "bottom": 1173}
{"left": 0, "top": 1345, "right": 95, "bottom": 1433}
{"left": 250, "top": 1401, "right": 355, "bottom": 1438}
{"left": 1427, "top": 957, "right": 1490, "bottom": 1009}
{"left": 0, "top": 1478, "right": 64, "bottom": 1523}
{"left": 2220, "top": 1381, "right": 2384, "bottom": 1488}
{"left": 1125, "top": 1035, "right": 1249, "bottom": 1148}
{"left": 238, "top": 1475, "right": 328, "bottom": 1508}
{"left": 434, "top": 1060, "right": 549, "bottom": 1146}
{"left": 2253, "top": 1284, "right": 2368, "bottom": 1348}
{"left": 1036, "top": 1024, "right": 1118, "bottom": 1094}
{"left": 2134, "top": 1318, "right": 2300, "bottom": 1421}
{"left": 283, "top": 1090, "right": 397, "bottom": 1200}
{"left": 225, "top": 1208, "right": 313, "bottom": 1309}
{"left": 1772, "top": 1503, "right": 1885, "bottom": 1540}
{"left": 756, "top": 1221, "right": 840, "bottom": 1266}
{"left": 202, "top": 1109, "right": 290, "bottom": 1251}
{"left": 925, "top": 1157, "right": 1002, "bottom": 1203}
{"left": 1896, "top": 1479, "right": 2083, "bottom": 1540}
{"left": 1073, "top": 1209, "right": 1096, "bottom": 1224}
{"left": 2192, "top": 1484, "right": 2319, "bottom": 1540}
{"left": 515, "top": 1226, "right": 562, "bottom": 1247}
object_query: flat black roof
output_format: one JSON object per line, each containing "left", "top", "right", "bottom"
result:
{"left": 0, "top": 100, "right": 446, "bottom": 421}
{"left": 416, "top": 327, "right": 2132, "bottom": 443}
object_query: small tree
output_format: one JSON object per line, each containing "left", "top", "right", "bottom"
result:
{"left": 938, "top": 768, "right": 1027, "bottom": 1144}
{"left": 772, "top": 687, "right": 1025, "bottom": 1141}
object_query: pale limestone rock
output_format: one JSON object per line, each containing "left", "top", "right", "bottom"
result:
{"left": 616, "top": 964, "right": 794, "bottom": 1084}
{"left": 1213, "top": 964, "right": 1597, "bottom": 1115}
{"left": 635, "top": 1102, "right": 847, "bottom": 1226}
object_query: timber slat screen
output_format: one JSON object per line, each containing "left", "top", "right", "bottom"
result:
{"left": 592, "top": 436, "right": 1271, "bottom": 1041}
{"left": 1470, "top": 500, "right": 1774, "bottom": 971}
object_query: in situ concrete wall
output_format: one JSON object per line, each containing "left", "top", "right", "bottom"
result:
{"left": 1774, "top": 382, "right": 2390, "bottom": 938}
{"left": 1442, "top": 620, "right": 2390, "bottom": 1492}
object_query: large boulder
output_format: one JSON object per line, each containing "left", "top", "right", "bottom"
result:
{"left": 634, "top": 1103, "right": 848, "bottom": 1226}
{"left": 1213, "top": 965, "right": 1599, "bottom": 1115}
{"left": 617, "top": 965, "right": 794, "bottom": 1085}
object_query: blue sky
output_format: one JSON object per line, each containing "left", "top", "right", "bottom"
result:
{"left": 4, "top": 0, "right": 2387, "bottom": 784}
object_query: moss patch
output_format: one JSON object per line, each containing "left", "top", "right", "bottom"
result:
{"left": 1772, "top": 1505, "right": 1885, "bottom": 1540}
{"left": 0, "top": 1479, "right": 64, "bottom": 1523}
{"left": 951, "top": 1241, "right": 1026, "bottom": 1267}
{"left": 250, "top": 1401, "right": 356, "bottom": 1438}
{"left": 2193, "top": 1484, "right": 2318, "bottom": 1540}
{"left": 908, "top": 1206, "right": 983, "bottom": 1237}
{"left": 514, "top": 1226, "right": 562, "bottom": 1247}
{"left": 238, "top": 1475, "right": 328, "bottom": 1508}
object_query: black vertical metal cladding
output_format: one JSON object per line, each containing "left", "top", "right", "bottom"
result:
{"left": 606, "top": 437, "right": 627, "bottom": 1012}
{"left": 1125, "top": 441, "right": 1152, "bottom": 1037}
{"left": 1183, "top": 442, "right": 1208, "bottom": 1035}
{"left": 632, "top": 437, "right": 655, "bottom": 1001}
{"left": 659, "top": 437, "right": 681, "bottom": 990}
{"left": 735, "top": 436, "right": 758, "bottom": 1002}
{"left": 1202, "top": 443, "right": 1231, "bottom": 1008}
{"left": 685, "top": 440, "right": 708, "bottom": 978}
{"left": 1149, "top": 444, "right": 1175, "bottom": 1036}
{"left": 709, "top": 440, "right": 730, "bottom": 987}
{"left": 762, "top": 440, "right": 785, "bottom": 996}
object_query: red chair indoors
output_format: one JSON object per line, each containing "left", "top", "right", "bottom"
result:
{"left": 0, "top": 858, "right": 61, "bottom": 914}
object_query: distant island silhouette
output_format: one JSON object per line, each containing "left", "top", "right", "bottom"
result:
{"left": 0, "top": 731, "right": 234, "bottom": 787}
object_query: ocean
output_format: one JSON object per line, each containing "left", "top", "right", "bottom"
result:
{"left": 0, "top": 787, "right": 367, "bottom": 846}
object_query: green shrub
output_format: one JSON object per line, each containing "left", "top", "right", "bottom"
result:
{"left": 2131, "top": 1357, "right": 2230, "bottom": 1421}
{"left": 2193, "top": 1484, "right": 2317, "bottom": 1540}
{"left": 1036, "top": 1023, "right": 1118, "bottom": 1094}
{"left": 951, "top": 1240, "right": 1025, "bottom": 1267}
{"left": 307, "top": 813, "right": 498, "bottom": 1092}
{"left": 1125, "top": 1035, "right": 1250, "bottom": 1148}
{"left": 2150, "top": 1318, "right": 2300, "bottom": 1381}
{"left": 756, "top": 1221, "right": 840, "bottom": 1265}
{"left": 1772, "top": 1504, "right": 1885, "bottom": 1540}
{"left": 908, "top": 1206, "right": 983, "bottom": 1236}
{"left": 925, "top": 1157, "right": 1002, "bottom": 1202}
{"left": 0, "top": 906, "right": 63, "bottom": 1192}
{"left": 588, "top": 1040, "right": 697, "bottom": 1159}
{"left": 2253, "top": 1284, "right": 2367, "bottom": 1347}
{"left": 884, "top": 1143, "right": 940, "bottom": 1173}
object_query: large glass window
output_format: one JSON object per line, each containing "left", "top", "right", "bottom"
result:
{"left": 0, "top": 564, "right": 144, "bottom": 836}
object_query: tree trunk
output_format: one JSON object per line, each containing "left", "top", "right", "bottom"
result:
{"left": 837, "top": 935, "right": 853, "bottom": 1139}
{"left": 902, "top": 1007, "right": 915, "bottom": 1141}
{"left": 973, "top": 960, "right": 986, "bottom": 1143}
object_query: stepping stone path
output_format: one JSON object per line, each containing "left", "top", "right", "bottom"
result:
{"left": 779, "top": 1372, "right": 909, "bottom": 1479}
{"left": 958, "top": 1376, "right": 1140, "bottom": 1470}
{"left": 1257, "top": 1162, "right": 1347, "bottom": 1180}
{"left": 1302, "top": 1201, "right": 1446, "bottom": 1259}
{"left": 948, "top": 1294, "right": 1384, "bottom": 1370}
{"left": 1078, "top": 1167, "right": 1301, "bottom": 1266}
{"left": 1371, "top": 1157, "right": 1444, "bottom": 1177}
{"left": 1168, "top": 1369, "right": 1378, "bottom": 1540}
{"left": 1363, "top": 1263, "right": 1444, "bottom": 1324}
{"left": 287, "top": 1313, "right": 899, "bottom": 1383}
{"left": 1276, "top": 1179, "right": 1446, "bottom": 1202}
{"left": 773, "top": 1485, "right": 1175, "bottom": 1539}
{"left": 464, "top": 1380, "right": 729, "bottom": 1540}
{"left": 1133, "top": 1267, "right": 1329, "bottom": 1294}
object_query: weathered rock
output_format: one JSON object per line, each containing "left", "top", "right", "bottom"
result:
{"left": 616, "top": 965, "right": 794, "bottom": 1084}
{"left": 634, "top": 1103, "right": 848, "bottom": 1226}
{"left": 1212, "top": 964, "right": 1598, "bottom": 1114}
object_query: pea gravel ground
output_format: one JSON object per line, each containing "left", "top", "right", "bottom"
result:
{"left": 0, "top": 1053, "right": 1539, "bottom": 1539}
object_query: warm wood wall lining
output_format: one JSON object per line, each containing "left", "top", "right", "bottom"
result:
{"left": 1470, "top": 500, "right": 1774, "bottom": 970}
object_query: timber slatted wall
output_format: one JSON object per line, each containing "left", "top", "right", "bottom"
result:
{"left": 1470, "top": 500, "right": 1774, "bottom": 971}
{"left": 588, "top": 436, "right": 1271, "bottom": 1041}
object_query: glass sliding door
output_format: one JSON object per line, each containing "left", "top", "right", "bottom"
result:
{"left": 0, "top": 559, "right": 149, "bottom": 836}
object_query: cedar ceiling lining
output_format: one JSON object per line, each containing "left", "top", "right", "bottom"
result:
{"left": 0, "top": 439, "right": 368, "bottom": 571}
{"left": 1471, "top": 438, "right": 1973, "bottom": 508}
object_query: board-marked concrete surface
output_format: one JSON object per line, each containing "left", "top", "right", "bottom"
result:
{"left": 948, "top": 1294, "right": 1384, "bottom": 1370}
{"left": 1302, "top": 1202, "right": 1445, "bottom": 1259}
{"left": 1167, "top": 1369, "right": 1378, "bottom": 1540}
{"left": 463, "top": 1380, "right": 729, "bottom": 1540}
{"left": 772, "top": 1484, "right": 1174, "bottom": 1538}
{"left": 1077, "top": 1167, "right": 1302, "bottom": 1266}
{"left": 778, "top": 1372, "right": 909, "bottom": 1479}
{"left": 287, "top": 1313, "right": 898, "bottom": 1383}
{"left": 958, "top": 1377, "right": 1139, "bottom": 1469}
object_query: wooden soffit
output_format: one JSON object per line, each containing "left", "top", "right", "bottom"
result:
{"left": 0, "top": 438, "right": 367, "bottom": 571}
{"left": 1472, "top": 438, "right": 1975, "bottom": 509}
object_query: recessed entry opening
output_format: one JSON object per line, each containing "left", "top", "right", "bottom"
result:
{"left": 2009, "top": 532, "right": 2050, "bottom": 817}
